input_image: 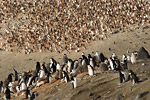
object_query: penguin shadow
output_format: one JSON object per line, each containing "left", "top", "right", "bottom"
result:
{"left": 137, "top": 76, "right": 148, "bottom": 83}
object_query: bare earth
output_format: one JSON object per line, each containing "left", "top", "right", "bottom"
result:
{"left": 0, "top": 24, "right": 150, "bottom": 100}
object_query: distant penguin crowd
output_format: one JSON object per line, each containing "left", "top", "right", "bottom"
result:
{"left": 0, "top": 0, "right": 149, "bottom": 54}
{"left": 0, "top": 50, "right": 144, "bottom": 100}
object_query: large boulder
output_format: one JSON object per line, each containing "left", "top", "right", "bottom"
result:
{"left": 137, "top": 47, "right": 150, "bottom": 60}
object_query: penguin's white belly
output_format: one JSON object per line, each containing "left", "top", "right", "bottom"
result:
{"left": 21, "top": 83, "right": 27, "bottom": 91}
{"left": 67, "top": 62, "right": 72, "bottom": 72}
{"left": 110, "top": 61, "right": 114, "bottom": 70}
{"left": 131, "top": 56, "right": 136, "bottom": 64}
{"left": 88, "top": 69, "right": 94, "bottom": 76}
{"left": 90, "top": 61, "right": 94, "bottom": 68}
{"left": 73, "top": 81, "right": 77, "bottom": 88}
{"left": 39, "top": 70, "right": 45, "bottom": 78}
{"left": 127, "top": 56, "right": 131, "bottom": 61}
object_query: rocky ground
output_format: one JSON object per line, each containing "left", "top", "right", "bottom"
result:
{"left": 0, "top": 24, "right": 150, "bottom": 100}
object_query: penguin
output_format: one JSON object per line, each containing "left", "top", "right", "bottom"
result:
{"left": 36, "top": 62, "right": 41, "bottom": 73}
{"left": 112, "top": 52, "right": 117, "bottom": 60}
{"left": 7, "top": 81, "right": 16, "bottom": 93}
{"left": 63, "top": 54, "right": 68, "bottom": 64}
{"left": 131, "top": 53, "right": 136, "bottom": 64}
{"left": 100, "top": 53, "right": 106, "bottom": 62}
{"left": 4, "top": 86, "right": 13, "bottom": 100}
{"left": 94, "top": 51, "right": 100, "bottom": 64}
{"left": 62, "top": 71, "right": 70, "bottom": 83}
{"left": 56, "top": 62, "right": 61, "bottom": 71}
{"left": 30, "top": 92, "right": 37, "bottom": 100}
{"left": 50, "top": 58, "right": 57, "bottom": 73}
{"left": 42, "top": 63, "right": 48, "bottom": 74}
{"left": 0, "top": 81, "right": 3, "bottom": 93}
{"left": 7, "top": 73, "right": 14, "bottom": 83}
{"left": 71, "top": 77, "right": 77, "bottom": 89}
{"left": 89, "top": 58, "right": 96, "bottom": 68}
{"left": 118, "top": 70, "right": 129, "bottom": 83}
{"left": 127, "top": 55, "right": 131, "bottom": 62}
{"left": 46, "top": 72, "right": 52, "bottom": 83}
{"left": 115, "top": 59, "right": 122, "bottom": 71}
{"left": 27, "top": 75, "right": 33, "bottom": 87}
{"left": 128, "top": 70, "right": 139, "bottom": 84}
{"left": 25, "top": 87, "right": 31, "bottom": 99}
{"left": 81, "top": 59, "right": 88, "bottom": 72}
{"left": 87, "top": 54, "right": 92, "bottom": 60}
{"left": 13, "top": 67, "right": 20, "bottom": 81}
{"left": 82, "top": 52, "right": 87, "bottom": 59}
{"left": 81, "top": 52, "right": 88, "bottom": 64}
{"left": 88, "top": 65, "right": 94, "bottom": 76}
{"left": 38, "top": 66, "right": 46, "bottom": 79}
{"left": 19, "top": 79, "right": 27, "bottom": 91}
{"left": 122, "top": 54, "right": 128, "bottom": 69}
{"left": 108, "top": 58, "right": 116, "bottom": 70}
{"left": 67, "top": 59, "right": 73, "bottom": 73}
{"left": 73, "top": 60, "right": 79, "bottom": 70}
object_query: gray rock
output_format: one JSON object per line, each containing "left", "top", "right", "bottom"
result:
{"left": 137, "top": 47, "right": 150, "bottom": 60}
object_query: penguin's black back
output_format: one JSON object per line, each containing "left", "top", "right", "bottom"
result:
{"left": 7, "top": 73, "right": 13, "bottom": 82}
{"left": 5, "top": 87, "right": 11, "bottom": 99}
{"left": 36, "top": 62, "right": 41, "bottom": 73}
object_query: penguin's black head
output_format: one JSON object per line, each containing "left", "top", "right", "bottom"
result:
{"left": 42, "top": 63, "right": 45, "bottom": 67}
{"left": 37, "top": 62, "right": 40, "bottom": 65}
{"left": 128, "top": 70, "right": 135, "bottom": 75}
{"left": 9, "top": 73, "right": 14, "bottom": 76}
{"left": 8, "top": 73, "right": 14, "bottom": 79}
{"left": 0, "top": 81, "right": 3, "bottom": 85}
{"left": 88, "top": 54, "right": 92, "bottom": 59}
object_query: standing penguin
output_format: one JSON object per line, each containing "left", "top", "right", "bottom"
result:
{"left": 128, "top": 70, "right": 139, "bottom": 84}
{"left": 7, "top": 73, "right": 14, "bottom": 83}
{"left": 25, "top": 87, "right": 31, "bottom": 99}
{"left": 19, "top": 79, "right": 27, "bottom": 92}
{"left": 56, "top": 62, "right": 61, "bottom": 71}
{"left": 131, "top": 53, "right": 136, "bottom": 64}
{"left": 100, "top": 53, "right": 106, "bottom": 62}
{"left": 118, "top": 70, "right": 128, "bottom": 83}
{"left": 46, "top": 73, "right": 52, "bottom": 83}
{"left": 49, "top": 58, "right": 57, "bottom": 73}
{"left": 67, "top": 59, "right": 73, "bottom": 73}
{"left": 71, "top": 77, "right": 77, "bottom": 89}
{"left": 38, "top": 66, "right": 46, "bottom": 79}
{"left": 63, "top": 54, "right": 68, "bottom": 64}
{"left": 4, "top": 86, "right": 13, "bottom": 100}
{"left": 94, "top": 51, "right": 100, "bottom": 64}
{"left": 122, "top": 54, "right": 128, "bottom": 69}
{"left": 73, "top": 60, "right": 79, "bottom": 70}
{"left": 88, "top": 65, "right": 94, "bottom": 76}
{"left": 89, "top": 58, "right": 96, "bottom": 68}
{"left": 36, "top": 62, "right": 41, "bottom": 73}
{"left": 108, "top": 58, "right": 116, "bottom": 70}
{"left": 0, "top": 81, "right": 3, "bottom": 93}
{"left": 30, "top": 92, "right": 37, "bottom": 100}
{"left": 62, "top": 71, "right": 70, "bottom": 83}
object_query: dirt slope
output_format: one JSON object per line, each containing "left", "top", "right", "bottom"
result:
{"left": 0, "top": 24, "right": 150, "bottom": 100}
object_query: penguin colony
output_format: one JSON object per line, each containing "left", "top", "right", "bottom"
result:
{"left": 0, "top": 51, "right": 139, "bottom": 100}
{"left": 0, "top": 0, "right": 149, "bottom": 54}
